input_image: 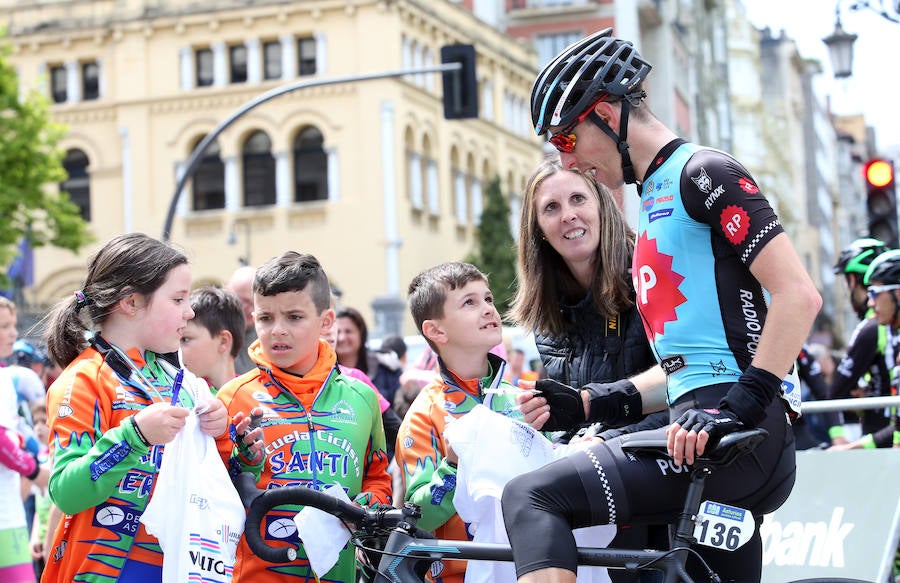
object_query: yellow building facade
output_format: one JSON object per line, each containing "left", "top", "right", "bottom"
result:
{"left": 4, "top": 0, "right": 543, "bottom": 335}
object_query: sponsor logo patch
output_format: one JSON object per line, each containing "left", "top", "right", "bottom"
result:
{"left": 649, "top": 208, "right": 674, "bottom": 222}
{"left": 720, "top": 204, "right": 750, "bottom": 245}
{"left": 738, "top": 177, "right": 759, "bottom": 194}
{"left": 660, "top": 355, "right": 686, "bottom": 375}
{"left": 691, "top": 167, "right": 712, "bottom": 194}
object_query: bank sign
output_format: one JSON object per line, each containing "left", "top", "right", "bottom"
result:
{"left": 761, "top": 449, "right": 900, "bottom": 582}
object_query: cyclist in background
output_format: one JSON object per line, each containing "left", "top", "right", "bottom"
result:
{"left": 841, "top": 249, "right": 900, "bottom": 449}
{"left": 829, "top": 238, "right": 895, "bottom": 449}
{"left": 502, "top": 28, "right": 821, "bottom": 583}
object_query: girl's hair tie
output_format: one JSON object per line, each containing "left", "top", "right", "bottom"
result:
{"left": 74, "top": 290, "right": 92, "bottom": 311}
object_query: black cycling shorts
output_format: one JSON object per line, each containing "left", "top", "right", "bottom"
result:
{"left": 501, "top": 384, "right": 796, "bottom": 582}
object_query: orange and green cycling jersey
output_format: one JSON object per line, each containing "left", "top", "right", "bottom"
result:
{"left": 44, "top": 344, "right": 202, "bottom": 583}
{"left": 215, "top": 339, "right": 391, "bottom": 583}
{"left": 396, "top": 352, "right": 523, "bottom": 583}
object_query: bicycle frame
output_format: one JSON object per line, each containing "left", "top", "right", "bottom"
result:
{"left": 371, "top": 466, "right": 712, "bottom": 583}
{"left": 373, "top": 524, "right": 696, "bottom": 583}
{"left": 236, "top": 428, "right": 770, "bottom": 583}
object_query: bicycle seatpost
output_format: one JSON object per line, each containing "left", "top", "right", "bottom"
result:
{"left": 673, "top": 466, "right": 711, "bottom": 548}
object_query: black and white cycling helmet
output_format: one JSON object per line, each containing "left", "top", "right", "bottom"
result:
{"left": 864, "top": 249, "right": 900, "bottom": 286}
{"left": 531, "top": 28, "right": 652, "bottom": 136}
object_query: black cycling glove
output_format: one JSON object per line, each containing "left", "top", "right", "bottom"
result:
{"left": 674, "top": 407, "right": 744, "bottom": 442}
{"left": 719, "top": 364, "right": 782, "bottom": 427}
{"left": 583, "top": 379, "right": 643, "bottom": 428}
{"left": 535, "top": 379, "right": 585, "bottom": 431}
{"left": 535, "top": 378, "right": 643, "bottom": 432}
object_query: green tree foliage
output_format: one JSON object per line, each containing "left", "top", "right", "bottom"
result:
{"left": 0, "top": 34, "right": 91, "bottom": 286}
{"left": 466, "top": 175, "right": 517, "bottom": 317}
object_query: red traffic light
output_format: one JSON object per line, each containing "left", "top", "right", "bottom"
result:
{"left": 865, "top": 158, "right": 894, "bottom": 188}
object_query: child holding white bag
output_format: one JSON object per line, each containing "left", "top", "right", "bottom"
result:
{"left": 42, "top": 233, "right": 259, "bottom": 583}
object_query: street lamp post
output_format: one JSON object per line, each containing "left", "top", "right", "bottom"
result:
{"left": 227, "top": 218, "right": 251, "bottom": 266}
{"left": 823, "top": 0, "right": 900, "bottom": 78}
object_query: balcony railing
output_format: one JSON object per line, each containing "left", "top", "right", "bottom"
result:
{"left": 3, "top": 0, "right": 288, "bottom": 35}
{"left": 509, "top": 0, "right": 592, "bottom": 10}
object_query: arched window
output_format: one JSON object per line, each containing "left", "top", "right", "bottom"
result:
{"left": 60, "top": 149, "right": 91, "bottom": 221}
{"left": 293, "top": 126, "right": 328, "bottom": 202}
{"left": 423, "top": 135, "right": 439, "bottom": 215}
{"left": 469, "top": 153, "right": 482, "bottom": 225}
{"left": 405, "top": 127, "right": 422, "bottom": 210}
{"left": 191, "top": 136, "right": 225, "bottom": 211}
{"left": 451, "top": 147, "right": 467, "bottom": 225}
{"left": 242, "top": 130, "right": 276, "bottom": 207}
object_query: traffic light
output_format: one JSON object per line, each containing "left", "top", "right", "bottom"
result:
{"left": 864, "top": 158, "right": 898, "bottom": 248}
{"left": 441, "top": 44, "right": 478, "bottom": 120}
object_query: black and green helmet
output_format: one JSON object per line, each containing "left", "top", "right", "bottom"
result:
{"left": 834, "top": 238, "right": 890, "bottom": 276}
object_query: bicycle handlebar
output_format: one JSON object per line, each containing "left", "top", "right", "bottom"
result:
{"left": 234, "top": 472, "right": 428, "bottom": 565}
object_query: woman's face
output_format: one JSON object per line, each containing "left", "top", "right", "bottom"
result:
{"left": 534, "top": 171, "right": 601, "bottom": 269}
{"left": 0, "top": 307, "right": 17, "bottom": 359}
{"left": 335, "top": 316, "right": 362, "bottom": 361}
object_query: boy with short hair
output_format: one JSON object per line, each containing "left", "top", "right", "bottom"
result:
{"left": 395, "top": 262, "right": 524, "bottom": 583}
{"left": 180, "top": 285, "right": 245, "bottom": 393}
{"left": 215, "top": 251, "right": 392, "bottom": 582}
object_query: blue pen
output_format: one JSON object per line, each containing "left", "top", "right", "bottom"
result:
{"left": 170, "top": 369, "right": 185, "bottom": 406}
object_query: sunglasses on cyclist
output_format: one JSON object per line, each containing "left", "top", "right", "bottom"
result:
{"left": 867, "top": 284, "right": 900, "bottom": 301}
{"left": 547, "top": 95, "right": 610, "bottom": 154}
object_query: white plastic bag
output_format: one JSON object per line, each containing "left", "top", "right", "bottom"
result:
{"left": 445, "top": 405, "right": 614, "bottom": 583}
{"left": 142, "top": 407, "right": 245, "bottom": 583}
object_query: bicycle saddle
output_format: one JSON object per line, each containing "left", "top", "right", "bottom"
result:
{"left": 620, "top": 428, "right": 768, "bottom": 467}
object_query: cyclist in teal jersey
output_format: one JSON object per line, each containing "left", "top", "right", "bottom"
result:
{"left": 502, "top": 28, "right": 821, "bottom": 583}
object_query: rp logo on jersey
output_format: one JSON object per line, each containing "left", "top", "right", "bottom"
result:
{"left": 633, "top": 232, "right": 687, "bottom": 341}
{"left": 738, "top": 177, "right": 759, "bottom": 194}
{"left": 720, "top": 205, "right": 750, "bottom": 245}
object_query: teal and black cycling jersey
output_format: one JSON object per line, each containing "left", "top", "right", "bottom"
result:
{"left": 632, "top": 139, "right": 784, "bottom": 405}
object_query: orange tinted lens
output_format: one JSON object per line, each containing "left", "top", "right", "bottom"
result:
{"left": 549, "top": 131, "right": 576, "bottom": 153}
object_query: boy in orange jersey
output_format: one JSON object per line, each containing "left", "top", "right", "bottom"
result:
{"left": 395, "top": 262, "right": 524, "bottom": 583}
{"left": 180, "top": 285, "right": 245, "bottom": 394}
{"left": 215, "top": 251, "right": 391, "bottom": 582}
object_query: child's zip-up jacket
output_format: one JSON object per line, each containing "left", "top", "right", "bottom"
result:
{"left": 396, "top": 352, "right": 523, "bottom": 583}
{"left": 215, "top": 338, "right": 391, "bottom": 583}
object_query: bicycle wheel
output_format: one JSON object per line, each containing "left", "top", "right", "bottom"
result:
{"left": 787, "top": 579, "right": 874, "bottom": 583}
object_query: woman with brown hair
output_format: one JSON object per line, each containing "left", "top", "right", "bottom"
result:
{"left": 509, "top": 157, "right": 665, "bottom": 583}
{"left": 510, "top": 157, "right": 659, "bottom": 436}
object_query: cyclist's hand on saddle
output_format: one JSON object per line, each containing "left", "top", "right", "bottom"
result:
{"left": 666, "top": 407, "right": 743, "bottom": 466}
{"left": 533, "top": 379, "right": 588, "bottom": 432}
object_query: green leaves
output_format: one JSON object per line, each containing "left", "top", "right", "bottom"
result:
{"left": 467, "top": 176, "right": 517, "bottom": 318}
{"left": 0, "top": 35, "right": 92, "bottom": 288}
